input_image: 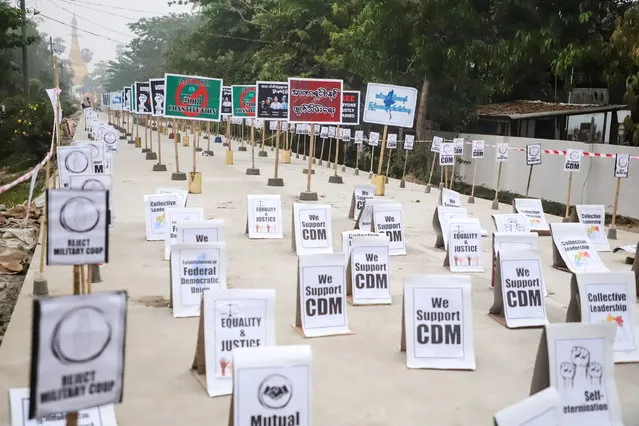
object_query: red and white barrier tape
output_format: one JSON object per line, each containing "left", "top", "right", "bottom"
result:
{"left": 0, "top": 131, "right": 56, "bottom": 195}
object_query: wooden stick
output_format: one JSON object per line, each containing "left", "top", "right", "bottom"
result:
{"left": 333, "top": 126, "right": 340, "bottom": 176}
{"left": 369, "top": 145, "right": 375, "bottom": 175}
{"left": 87, "top": 264, "right": 93, "bottom": 294}
{"left": 319, "top": 138, "right": 326, "bottom": 164}
{"left": 207, "top": 121, "right": 211, "bottom": 152}
{"left": 611, "top": 177, "right": 621, "bottom": 227}
{"left": 173, "top": 120, "right": 181, "bottom": 173}
{"left": 401, "top": 149, "right": 409, "bottom": 181}
{"left": 226, "top": 116, "right": 231, "bottom": 151}
{"left": 328, "top": 138, "right": 333, "bottom": 165}
{"left": 427, "top": 152, "right": 438, "bottom": 186}
{"left": 261, "top": 121, "right": 266, "bottom": 151}
{"left": 470, "top": 160, "right": 478, "bottom": 198}
{"left": 307, "top": 126, "right": 315, "bottom": 191}
{"left": 250, "top": 120, "right": 256, "bottom": 169}
{"left": 149, "top": 117, "right": 153, "bottom": 153}
{"left": 157, "top": 117, "right": 162, "bottom": 164}
{"left": 66, "top": 412, "right": 78, "bottom": 426}
{"left": 274, "top": 121, "right": 281, "bottom": 179}
{"left": 80, "top": 264, "right": 86, "bottom": 294}
{"left": 525, "top": 165, "right": 534, "bottom": 197}
{"left": 192, "top": 122, "right": 197, "bottom": 173}
{"left": 494, "top": 162, "right": 503, "bottom": 203}
{"left": 376, "top": 126, "right": 388, "bottom": 175}
{"left": 355, "top": 144, "right": 360, "bottom": 170}
{"left": 385, "top": 146, "right": 392, "bottom": 177}
{"left": 564, "top": 171, "right": 573, "bottom": 218}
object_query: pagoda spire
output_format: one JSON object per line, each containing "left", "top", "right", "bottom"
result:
{"left": 68, "top": 14, "right": 88, "bottom": 87}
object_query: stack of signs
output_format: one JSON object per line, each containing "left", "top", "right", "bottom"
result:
{"left": 28, "top": 291, "right": 127, "bottom": 419}
{"left": 492, "top": 214, "right": 531, "bottom": 233}
{"left": 529, "top": 323, "right": 623, "bottom": 426}
{"left": 230, "top": 345, "right": 311, "bottom": 426}
{"left": 439, "top": 188, "right": 462, "bottom": 208}
{"left": 401, "top": 275, "right": 475, "bottom": 370}
{"left": 496, "top": 141, "right": 509, "bottom": 162}
{"left": 256, "top": 81, "right": 289, "bottom": 121}
{"left": 432, "top": 206, "right": 469, "bottom": 250}
{"left": 445, "top": 218, "right": 483, "bottom": 272}
{"left": 550, "top": 223, "right": 608, "bottom": 273}
{"left": 143, "top": 193, "right": 182, "bottom": 241}
{"left": 69, "top": 174, "right": 113, "bottom": 228}
{"left": 572, "top": 205, "right": 610, "bottom": 251}
{"left": 56, "top": 146, "right": 93, "bottom": 188}
{"left": 294, "top": 253, "right": 350, "bottom": 337}
{"left": 489, "top": 248, "right": 548, "bottom": 328}
{"left": 493, "top": 387, "right": 563, "bottom": 426}
{"left": 370, "top": 202, "right": 406, "bottom": 255}
{"left": 431, "top": 136, "right": 442, "bottom": 153}
{"left": 246, "top": 195, "right": 283, "bottom": 239}
{"left": 341, "top": 230, "right": 387, "bottom": 263}
{"left": 176, "top": 220, "right": 224, "bottom": 245}
{"left": 164, "top": 208, "right": 205, "bottom": 260}
{"left": 191, "top": 289, "right": 276, "bottom": 397}
{"left": 169, "top": 243, "right": 227, "bottom": 317}
{"left": 363, "top": 82, "right": 418, "bottom": 128}
{"left": 472, "top": 140, "right": 485, "bottom": 159}
{"left": 10, "top": 388, "right": 118, "bottom": 426}
{"left": 155, "top": 187, "right": 188, "bottom": 208}
{"left": 526, "top": 143, "right": 543, "bottom": 166}
{"left": 288, "top": 78, "right": 343, "bottom": 125}
{"left": 566, "top": 271, "right": 639, "bottom": 363}
{"left": 149, "top": 78, "right": 165, "bottom": 116}
{"left": 341, "top": 90, "right": 360, "bottom": 126}
{"left": 439, "top": 142, "right": 454, "bottom": 166}
{"left": 513, "top": 198, "right": 550, "bottom": 235}
{"left": 564, "top": 149, "right": 582, "bottom": 172}
{"left": 614, "top": 153, "right": 630, "bottom": 178}
{"left": 221, "top": 86, "right": 232, "bottom": 116}
{"left": 46, "top": 189, "right": 109, "bottom": 265}
{"left": 134, "top": 81, "right": 152, "bottom": 114}
{"left": 163, "top": 74, "right": 223, "bottom": 122}
{"left": 348, "top": 184, "right": 375, "bottom": 220}
{"left": 491, "top": 232, "right": 540, "bottom": 289}
{"left": 291, "top": 203, "right": 333, "bottom": 255}
{"left": 355, "top": 198, "right": 392, "bottom": 231}
{"left": 346, "top": 236, "right": 392, "bottom": 305}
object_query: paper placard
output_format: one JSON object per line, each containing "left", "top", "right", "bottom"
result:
{"left": 294, "top": 253, "right": 350, "bottom": 337}
{"left": 404, "top": 135, "right": 414, "bottom": 150}
{"left": 564, "top": 149, "right": 582, "bottom": 172}
{"left": 445, "top": 218, "right": 483, "bottom": 272}
{"left": 320, "top": 126, "right": 328, "bottom": 138}
{"left": 439, "top": 142, "right": 454, "bottom": 166}
{"left": 170, "top": 243, "right": 227, "bottom": 318}
{"left": 433, "top": 206, "right": 469, "bottom": 250}
{"left": 575, "top": 205, "right": 610, "bottom": 252}
{"left": 513, "top": 198, "right": 550, "bottom": 234}
{"left": 247, "top": 195, "right": 283, "bottom": 239}
{"left": 341, "top": 230, "right": 387, "bottom": 263}
{"left": 369, "top": 132, "right": 379, "bottom": 146}
{"left": 10, "top": 388, "right": 117, "bottom": 426}
{"left": 341, "top": 128, "right": 351, "bottom": 141}
{"left": 68, "top": 174, "right": 113, "bottom": 228}
{"left": 431, "top": 136, "right": 442, "bottom": 153}
{"left": 354, "top": 130, "right": 364, "bottom": 144}
{"left": 46, "top": 189, "right": 109, "bottom": 265}
{"left": 551, "top": 223, "right": 608, "bottom": 273}
{"left": 164, "top": 208, "right": 204, "bottom": 260}
{"left": 155, "top": 188, "right": 188, "bottom": 207}
{"left": 492, "top": 214, "right": 531, "bottom": 233}
{"left": 191, "top": 289, "right": 276, "bottom": 397}
{"left": 496, "top": 142, "right": 509, "bottom": 162}
{"left": 56, "top": 146, "right": 93, "bottom": 188}
{"left": 71, "top": 141, "right": 106, "bottom": 174}
{"left": 354, "top": 198, "right": 392, "bottom": 231}
{"left": 491, "top": 232, "right": 540, "bottom": 289}
{"left": 526, "top": 143, "right": 542, "bottom": 166}
{"left": 177, "top": 220, "right": 223, "bottom": 245}
{"left": 453, "top": 138, "right": 464, "bottom": 155}
{"left": 348, "top": 184, "right": 375, "bottom": 220}
{"left": 439, "top": 188, "right": 462, "bottom": 208}
{"left": 28, "top": 291, "right": 127, "bottom": 419}
{"left": 387, "top": 133, "right": 398, "bottom": 149}
{"left": 530, "top": 323, "right": 623, "bottom": 426}
{"left": 566, "top": 272, "right": 639, "bottom": 363}
{"left": 401, "top": 275, "right": 475, "bottom": 370}
{"left": 614, "top": 153, "right": 629, "bottom": 178}
{"left": 371, "top": 202, "right": 406, "bottom": 256}
{"left": 144, "top": 194, "right": 181, "bottom": 241}
{"left": 291, "top": 203, "right": 333, "bottom": 255}
{"left": 489, "top": 249, "right": 548, "bottom": 328}
{"left": 493, "top": 387, "right": 564, "bottom": 426}
{"left": 230, "top": 345, "right": 311, "bottom": 426}
{"left": 328, "top": 126, "right": 336, "bottom": 138}
{"left": 346, "top": 237, "right": 392, "bottom": 305}
{"left": 471, "top": 140, "right": 484, "bottom": 158}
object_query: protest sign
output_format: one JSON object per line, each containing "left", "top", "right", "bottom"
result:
{"left": 491, "top": 232, "right": 540, "bottom": 289}
{"left": 149, "top": 78, "right": 165, "bottom": 116}
{"left": 56, "top": 146, "right": 93, "bottom": 189}
{"left": 439, "top": 142, "right": 454, "bottom": 166}
{"left": 513, "top": 198, "right": 550, "bottom": 234}
{"left": 471, "top": 140, "right": 485, "bottom": 158}
{"left": 431, "top": 136, "right": 442, "bottom": 153}
{"left": 354, "top": 130, "right": 364, "bottom": 144}
{"left": 564, "top": 149, "right": 583, "bottom": 172}
{"left": 221, "top": 86, "right": 232, "bottom": 116}
{"left": 496, "top": 142, "right": 509, "bottom": 162}
{"left": 354, "top": 198, "right": 393, "bottom": 231}
{"left": 526, "top": 144, "right": 543, "bottom": 166}
{"left": 100, "top": 128, "right": 119, "bottom": 152}
{"left": 432, "top": 206, "right": 469, "bottom": 250}
{"left": 28, "top": 291, "right": 127, "bottom": 418}
{"left": 492, "top": 214, "right": 531, "bottom": 233}
{"left": 341, "top": 230, "right": 387, "bottom": 262}
{"left": 46, "top": 190, "right": 108, "bottom": 265}
{"left": 291, "top": 203, "right": 333, "bottom": 255}
{"left": 566, "top": 271, "right": 639, "bottom": 363}
{"left": 370, "top": 202, "right": 406, "bottom": 256}
{"left": 320, "top": 126, "right": 328, "bottom": 138}
{"left": 191, "top": 289, "right": 276, "bottom": 397}
{"left": 256, "top": 81, "right": 288, "bottom": 121}
{"left": 439, "top": 188, "right": 462, "bottom": 208}
{"left": 453, "top": 138, "right": 464, "bottom": 156}
{"left": 176, "top": 220, "right": 223, "bottom": 245}
{"left": 108, "top": 91, "right": 121, "bottom": 111}
{"left": 493, "top": 387, "right": 564, "bottom": 426}
{"left": 363, "top": 82, "right": 418, "bottom": 128}
{"left": 341, "top": 128, "right": 351, "bottom": 141}
{"left": 404, "top": 135, "right": 415, "bottom": 150}
{"left": 288, "top": 78, "right": 343, "bottom": 124}
{"left": 230, "top": 345, "right": 311, "bottom": 426}
{"left": 169, "top": 243, "right": 227, "bottom": 317}
{"left": 164, "top": 207, "right": 204, "bottom": 260}
{"left": 348, "top": 184, "right": 375, "bottom": 220}
{"left": 328, "top": 126, "right": 336, "bottom": 138}
{"left": 387, "top": 133, "right": 398, "bottom": 149}
{"left": 530, "top": 323, "right": 623, "bottom": 426}
{"left": 346, "top": 236, "right": 391, "bottom": 305}
{"left": 164, "top": 73, "right": 223, "bottom": 121}
{"left": 123, "top": 87, "right": 131, "bottom": 111}
{"left": 445, "top": 218, "right": 483, "bottom": 272}
{"left": 341, "top": 90, "right": 360, "bottom": 125}
{"left": 143, "top": 194, "right": 181, "bottom": 241}
{"left": 573, "top": 205, "right": 610, "bottom": 252}
{"left": 134, "top": 81, "right": 152, "bottom": 115}
{"left": 231, "top": 85, "right": 256, "bottom": 118}
{"left": 401, "top": 275, "right": 475, "bottom": 369}
{"left": 368, "top": 132, "right": 379, "bottom": 146}
{"left": 71, "top": 141, "right": 106, "bottom": 174}
{"left": 155, "top": 187, "right": 188, "bottom": 208}
{"left": 489, "top": 249, "right": 548, "bottom": 328}
{"left": 246, "top": 195, "right": 283, "bottom": 239}
{"left": 614, "top": 153, "right": 629, "bottom": 178}
{"left": 551, "top": 223, "right": 608, "bottom": 273}
{"left": 294, "top": 253, "right": 350, "bottom": 337}
{"left": 69, "top": 174, "right": 113, "bottom": 228}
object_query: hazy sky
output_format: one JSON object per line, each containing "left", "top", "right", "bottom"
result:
{"left": 30, "top": 0, "right": 193, "bottom": 70}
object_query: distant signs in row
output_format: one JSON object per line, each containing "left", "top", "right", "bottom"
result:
{"left": 149, "top": 78, "right": 165, "bottom": 116}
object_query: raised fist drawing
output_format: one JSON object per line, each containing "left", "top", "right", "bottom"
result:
{"left": 560, "top": 362, "right": 576, "bottom": 389}
{"left": 587, "top": 362, "right": 603, "bottom": 386}
{"left": 571, "top": 346, "right": 591, "bottom": 368}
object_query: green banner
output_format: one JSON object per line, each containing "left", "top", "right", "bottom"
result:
{"left": 164, "top": 73, "right": 223, "bottom": 121}
{"left": 231, "top": 85, "right": 257, "bottom": 118}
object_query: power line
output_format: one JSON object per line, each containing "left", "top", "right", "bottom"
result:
{"left": 37, "top": 13, "right": 126, "bottom": 43}
{"left": 64, "top": 0, "right": 163, "bottom": 15}
{"left": 56, "top": 0, "right": 139, "bottom": 21}
{"left": 46, "top": 0, "right": 133, "bottom": 38}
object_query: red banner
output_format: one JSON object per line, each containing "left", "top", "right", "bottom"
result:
{"left": 287, "top": 78, "right": 343, "bottom": 124}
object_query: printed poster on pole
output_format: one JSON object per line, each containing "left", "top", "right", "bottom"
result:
{"left": 363, "top": 82, "right": 418, "bottom": 128}
{"left": 231, "top": 85, "right": 257, "bottom": 118}
{"left": 256, "top": 81, "right": 288, "bottom": 121}
{"left": 164, "top": 73, "right": 223, "bottom": 122}
{"left": 288, "top": 78, "right": 343, "bottom": 125}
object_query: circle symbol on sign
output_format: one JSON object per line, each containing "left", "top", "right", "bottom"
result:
{"left": 65, "top": 151, "right": 89, "bottom": 174}
{"left": 51, "top": 306, "right": 112, "bottom": 365}
{"left": 619, "top": 156, "right": 628, "bottom": 168}
{"left": 175, "top": 80, "right": 209, "bottom": 118}
{"left": 529, "top": 146, "right": 540, "bottom": 156}
{"left": 498, "top": 144, "right": 508, "bottom": 154}
{"left": 60, "top": 196, "right": 101, "bottom": 233}
{"left": 569, "top": 151, "right": 580, "bottom": 160}
{"left": 258, "top": 374, "right": 293, "bottom": 409}
{"left": 104, "top": 131, "right": 116, "bottom": 145}
{"left": 240, "top": 89, "right": 255, "bottom": 110}
{"left": 89, "top": 144, "right": 101, "bottom": 160}
{"left": 442, "top": 144, "right": 453, "bottom": 155}
{"left": 81, "top": 179, "right": 106, "bottom": 191}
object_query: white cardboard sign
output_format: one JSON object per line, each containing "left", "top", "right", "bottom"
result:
{"left": 434, "top": 206, "right": 469, "bottom": 249}
{"left": 164, "top": 208, "right": 204, "bottom": 260}
{"left": 439, "top": 142, "right": 454, "bottom": 166}
{"left": 471, "top": 140, "right": 485, "bottom": 158}
{"left": 349, "top": 184, "right": 375, "bottom": 221}
{"left": 144, "top": 194, "right": 181, "bottom": 241}
{"left": 56, "top": 146, "right": 93, "bottom": 188}
{"left": 46, "top": 189, "right": 109, "bottom": 265}
{"left": 295, "top": 253, "right": 350, "bottom": 337}
{"left": 526, "top": 143, "right": 542, "bottom": 166}
{"left": 447, "top": 218, "right": 483, "bottom": 272}
{"left": 453, "top": 138, "right": 464, "bottom": 155}
{"left": 492, "top": 214, "right": 531, "bottom": 233}
{"left": 440, "top": 188, "right": 462, "bottom": 208}
{"left": 247, "top": 195, "right": 283, "bottom": 239}
{"left": 371, "top": 202, "right": 406, "bottom": 256}
{"left": 28, "top": 291, "right": 127, "bottom": 419}
{"left": 551, "top": 223, "right": 608, "bottom": 273}
{"left": 404, "top": 135, "right": 414, "bottom": 150}
{"left": 355, "top": 198, "right": 392, "bottom": 231}
{"left": 368, "top": 131, "right": 379, "bottom": 146}
{"left": 292, "top": 203, "right": 333, "bottom": 255}
{"left": 341, "top": 128, "right": 351, "bottom": 141}
{"left": 341, "top": 230, "right": 387, "bottom": 262}
{"left": 564, "top": 149, "right": 582, "bottom": 172}
{"left": 493, "top": 387, "right": 564, "bottom": 426}
{"left": 155, "top": 187, "right": 188, "bottom": 208}
{"left": 170, "top": 243, "right": 227, "bottom": 318}
{"left": 177, "top": 220, "right": 224, "bottom": 245}
{"left": 575, "top": 205, "right": 610, "bottom": 252}
{"left": 71, "top": 141, "right": 106, "bottom": 174}
{"left": 495, "top": 142, "right": 509, "bottom": 162}
{"left": 387, "top": 133, "right": 398, "bottom": 149}
{"left": 363, "top": 82, "right": 418, "bottom": 128}
{"left": 354, "top": 130, "right": 364, "bottom": 144}
{"left": 514, "top": 198, "right": 550, "bottom": 233}
{"left": 491, "top": 232, "right": 540, "bottom": 289}
{"left": 431, "top": 136, "right": 442, "bottom": 153}
{"left": 614, "top": 153, "right": 629, "bottom": 178}
{"left": 402, "top": 275, "right": 475, "bottom": 370}
{"left": 347, "top": 236, "right": 392, "bottom": 305}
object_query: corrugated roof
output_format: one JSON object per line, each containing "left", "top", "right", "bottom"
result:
{"left": 476, "top": 100, "right": 627, "bottom": 120}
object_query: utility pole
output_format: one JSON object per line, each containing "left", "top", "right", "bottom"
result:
{"left": 20, "top": 0, "right": 29, "bottom": 96}
{"left": 49, "top": 36, "right": 54, "bottom": 82}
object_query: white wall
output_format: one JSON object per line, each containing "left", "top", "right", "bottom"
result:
{"left": 457, "top": 134, "right": 639, "bottom": 219}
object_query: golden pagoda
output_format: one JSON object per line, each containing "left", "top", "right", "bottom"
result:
{"left": 68, "top": 15, "right": 88, "bottom": 87}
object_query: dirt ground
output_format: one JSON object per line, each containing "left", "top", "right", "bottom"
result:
{"left": 0, "top": 275, "right": 23, "bottom": 347}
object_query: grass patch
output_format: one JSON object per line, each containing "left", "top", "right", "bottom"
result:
{"left": 0, "top": 172, "right": 47, "bottom": 208}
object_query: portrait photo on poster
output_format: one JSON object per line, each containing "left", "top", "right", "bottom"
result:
{"left": 256, "top": 81, "right": 289, "bottom": 120}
